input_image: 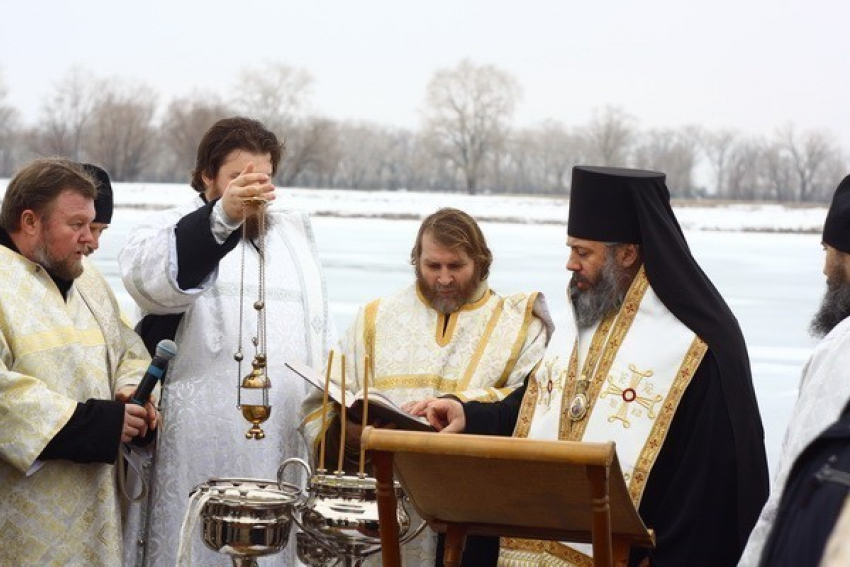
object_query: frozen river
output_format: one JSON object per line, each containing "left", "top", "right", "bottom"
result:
{"left": 94, "top": 208, "right": 825, "bottom": 478}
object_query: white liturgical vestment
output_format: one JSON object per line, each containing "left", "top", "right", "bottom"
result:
{"left": 120, "top": 195, "right": 333, "bottom": 567}
{"left": 739, "top": 315, "right": 850, "bottom": 566}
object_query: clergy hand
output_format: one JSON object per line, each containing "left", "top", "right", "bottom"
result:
{"left": 121, "top": 404, "right": 149, "bottom": 443}
{"left": 417, "top": 399, "right": 466, "bottom": 433}
{"left": 221, "top": 162, "right": 276, "bottom": 222}
{"left": 401, "top": 398, "right": 434, "bottom": 414}
{"left": 115, "top": 386, "right": 159, "bottom": 432}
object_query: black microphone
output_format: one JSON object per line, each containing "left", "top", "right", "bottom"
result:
{"left": 130, "top": 339, "right": 178, "bottom": 406}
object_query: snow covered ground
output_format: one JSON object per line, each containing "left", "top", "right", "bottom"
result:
{"left": 0, "top": 179, "right": 833, "bottom": 476}
{"left": 90, "top": 181, "right": 828, "bottom": 233}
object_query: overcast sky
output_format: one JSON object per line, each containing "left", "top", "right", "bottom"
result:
{"left": 2, "top": 0, "right": 849, "bottom": 148}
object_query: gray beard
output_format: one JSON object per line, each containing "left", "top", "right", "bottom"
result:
{"left": 570, "top": 255, "right": 625, "bottom": 329}
{"left": 809, "top": 278, "right": 850, "bottom": 338}
{"left": 32, "top": 242, "right": 83, "bottom": 281}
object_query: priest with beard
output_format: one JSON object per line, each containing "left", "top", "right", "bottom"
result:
{"left": 415, "top": 166, "right": 769, "bottom": 567}
{"left": 119, "top": 117, "right": 335, "bottom": 567}
{"left": 741, "top": 174, "right": 850, "bottom": 566}
{"left": 300, "top": 207, "right": 553, "bottom": 567}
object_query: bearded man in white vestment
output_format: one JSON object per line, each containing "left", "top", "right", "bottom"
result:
{"left": 0, "top": 158, "right": 154, "bottom": 566}
{"left": 741, "top": 174, "right": 850, "bottom": 566}
{"left": 300, "top": 207, "right": 553, "bottom": 567}
{"left": 416, "top": 166, "right": 769, "bottom": 567}
{"left": 119, "top": 117, "right": 334, "bottom": 566}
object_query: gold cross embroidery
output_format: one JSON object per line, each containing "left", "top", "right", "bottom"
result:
{"left": 601, "top": 363, "right": 663, "bottom": 428}
{"left": 537, "top": 359, "right": 566, "bottom": 412}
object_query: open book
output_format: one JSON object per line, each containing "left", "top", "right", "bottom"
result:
{"left": 285, "top": 360, "right": 435, "bottom": 432}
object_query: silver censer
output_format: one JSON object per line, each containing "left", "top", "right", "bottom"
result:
{"left": 190, "top": 477, "right": 301, "bottom": 567}
{"left": 279, "top": 458, "right": 426, "bottom": 567}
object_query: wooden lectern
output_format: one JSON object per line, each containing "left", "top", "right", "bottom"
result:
{"left": 361, "top": 427, "right": 654, "bottom": 567}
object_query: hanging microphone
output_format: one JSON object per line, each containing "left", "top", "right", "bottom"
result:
{"left": 130, "top": 339, "right": 178, "bottom": 406}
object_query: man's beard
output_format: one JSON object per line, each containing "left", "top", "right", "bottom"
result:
{"left": 242, "top": 210, "right": 273, "bottom": 242}
{"left": 32, "top": 241, "right": 84, "bottom": 281}
{"left": 417, "top": 270, "right": 480, "bottom": 314}
{"left": 570, "top": 254, "right": 627, "bottom": 329}
{"left": 809, "top": 268, "right": 850, "bottom": 338}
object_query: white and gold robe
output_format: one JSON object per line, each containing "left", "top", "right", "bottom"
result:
{"left": 120, "top": 197, "right": 334, "bottom": 566}
{"left": 500, "top": 268, "right": 705, "bottom": 566}
{"left": 300, "top": 281, "right": 553, "bottom": 566}
{"left": 0, "top": 250, "right": 149, "bottom": 566}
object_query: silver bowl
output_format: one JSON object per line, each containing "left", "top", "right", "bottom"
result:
{"left": 279, "top": 458, "right": 424, "bottom": 564}
{"left": 193, "top": 477, "right": 300, "bottom": 565}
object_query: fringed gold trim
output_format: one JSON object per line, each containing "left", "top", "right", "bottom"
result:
{"left": 500, "top": 537, "right": 593, "bottom": 566}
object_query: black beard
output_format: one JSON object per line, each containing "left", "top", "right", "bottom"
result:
{"left": 570, "top": 255, "right": 626, "bottom": 329}
{"left": 809, "top": 278, "right": 850, "bottom": 338}
{"left": 242, "top": 211, "right": 273, "bottom": 242}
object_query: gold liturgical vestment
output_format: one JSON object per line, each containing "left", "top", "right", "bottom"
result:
{"left": 0, "top": 251, "right": 149, "bottom": 566}
{"left": 300, "top": 281, "right": 552, "bottom": 566}
{"left": 301, "top": 282, "right": 552, "bottom": 439}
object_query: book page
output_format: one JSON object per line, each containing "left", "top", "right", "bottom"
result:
{"left": 285, "top": 360, "right": 434, "bottom": 431}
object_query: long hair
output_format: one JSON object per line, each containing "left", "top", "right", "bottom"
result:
{"left": 190, "top": 116, "right": 284, "bottom": 192}
{"left": 410, "top": 208, "right": 493, "bottom": 281}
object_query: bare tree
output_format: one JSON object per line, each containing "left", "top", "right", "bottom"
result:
{"left": 633, "top": 127, "right": 701, "bottom": 198}
{"left": 0, "top": 71, "right": 20, "bottom": 176}
{"left": 495, "top": 121, "right": 582, "bottom": 194}
{"left": 380, "top": 128, "right": 426, "bottom": 190}
{"left": 157, "top": 93, "right": 234, "bottom": 181}
{"left": 86, "top": 81, "right": 158, "bottom": 181}
{"left": 330, "top": 121, "right": 398, "bottom": 189}
{"left": 32, "top": 67, "right": 100, "bottom": 160}
{"left": 761, "top": 141, "right": 797, "bottom": 202}
{"left": 777, "top": 124, "right": 840, "bottom": 202}
{"left": 723, "top": 138, "right": 766, "bottom": 200}
{"left": 279, "top": 117, "right": 338, "bottom": 186}
{"left": 232, "top": 61, "right": 314, "bottom": 136}
{"left": 581, "top": 106, "right": 636, "bottom": 166}
{"left": 421, "top": 59, "right": 521, "bottom": 194}
{"left": 700, "top": 128, "right": 738, "bottom": 197}
{"left": 535, "top": 121, "right": 584, "bottom": 194}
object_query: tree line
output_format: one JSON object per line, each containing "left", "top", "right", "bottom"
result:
{"left": 0, "top": 60, "right": 846, "bottom": 202}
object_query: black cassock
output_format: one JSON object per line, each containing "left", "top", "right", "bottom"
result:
{"left": 436, "top": 350, "right": 767, "bottom": 567}
{"left": 758, "top": 399, "right": 850, "bottom": 567}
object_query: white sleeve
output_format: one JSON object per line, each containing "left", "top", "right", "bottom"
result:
{"left": 118, "top": 208, "right": 214, "bottom": 315}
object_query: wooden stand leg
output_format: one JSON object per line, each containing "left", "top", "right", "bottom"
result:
{"left": 587, "top": 465, "right": 613, "bottom": 567}
{"left": 442, "top": 523, "right": 468, "bottom": 567}
{"left": 373, "top": 450, "right": 401, "bottom": 567}
{"left": 612, "top": 537, "right": 631, "bottom": 567}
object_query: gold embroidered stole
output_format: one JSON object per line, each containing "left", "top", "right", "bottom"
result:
{"left": 503, "top": 268, "right": 707, "bottom": 566}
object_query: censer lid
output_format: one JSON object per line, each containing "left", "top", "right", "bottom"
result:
{"left": 198, "top": 477, "right": 299, "bottom": 506}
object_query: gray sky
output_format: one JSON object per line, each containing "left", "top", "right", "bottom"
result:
{"left": 2, "top": 0, "right": 849, "bottom": 147}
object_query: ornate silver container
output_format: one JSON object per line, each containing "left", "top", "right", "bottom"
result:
{"left": 193, "top": 477, "right": 301, "bottom": 567}
{"left": 279, "top": 458, "right": 425, "bottom": 566}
